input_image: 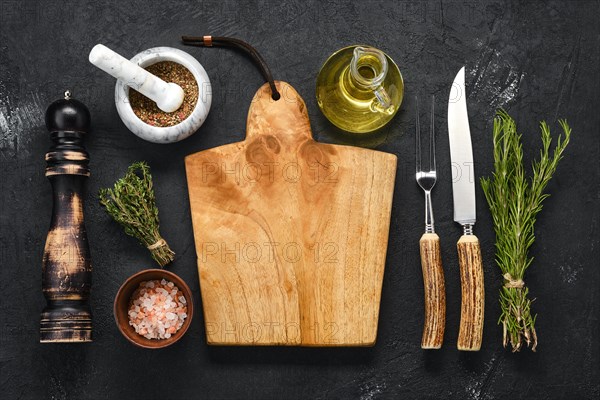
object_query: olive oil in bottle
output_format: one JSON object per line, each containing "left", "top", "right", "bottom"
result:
{"left": 316, "top": 46, "right": 404, "bottom": 133}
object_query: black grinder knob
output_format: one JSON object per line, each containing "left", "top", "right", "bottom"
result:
{"left": 45, "top": 90, "right": 91, "bottom": 133}
{"left": 40, "top": 90, "right": 93, "bottom": 343}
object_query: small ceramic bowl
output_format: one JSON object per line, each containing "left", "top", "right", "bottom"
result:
{"left": 114, "top": 269, "right": 194, "bottom": 349}
{"left": 115, "top": 46, "right": 212, "bottom": 143}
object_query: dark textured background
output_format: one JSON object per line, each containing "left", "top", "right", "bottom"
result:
{"left": 1, "top": 1, "right": 598, "bottom": 399}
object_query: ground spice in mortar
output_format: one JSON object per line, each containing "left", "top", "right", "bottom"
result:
{"left": 129, "top": 61, "right": 199, "bottom": 127}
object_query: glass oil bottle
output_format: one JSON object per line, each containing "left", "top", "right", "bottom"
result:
{"left": 316, "top": 46, "right": 404, "bottom": 133}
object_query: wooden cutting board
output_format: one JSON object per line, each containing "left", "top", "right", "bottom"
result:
{"left": 185, "top": 81, "right": 397, "bottom": 346}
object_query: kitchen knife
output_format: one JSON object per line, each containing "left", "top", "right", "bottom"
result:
{"left": 447, "top": 67, "right": 484, "bottom": 351}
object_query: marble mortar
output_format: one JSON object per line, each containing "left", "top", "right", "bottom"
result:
{"left": 115, "top": 47, "right": 211, "bottom": 143}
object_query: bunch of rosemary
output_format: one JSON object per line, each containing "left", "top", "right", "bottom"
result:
{"left": 480, "top": 110, "right": 571, "bottom": 352}
{"left": 99, "top": 161, "right": 175, "bottom": 267}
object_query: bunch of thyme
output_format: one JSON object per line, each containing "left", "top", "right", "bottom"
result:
{"left": 480, "top": 110, "right": 571, "bottom": 352}
{"left": 99, "top": 161, "right": 175, "bottom": 267}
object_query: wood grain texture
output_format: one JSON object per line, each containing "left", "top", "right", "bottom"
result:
{"left": 41, "top": 133, "right": 92, "bottom": 343}
{"left": 185, "top": 81, "right": 397, "bottom": 346}
{"left": 457, "top": 235, "right": 484, "bottom": 351}
{"left": 419, "top": 233, "right": 445, "bottom": 349}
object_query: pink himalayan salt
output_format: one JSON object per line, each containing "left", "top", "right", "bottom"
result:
{"left": 128, "top": 279, "right": 188, "bottom": 340}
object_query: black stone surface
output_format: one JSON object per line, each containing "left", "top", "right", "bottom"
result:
{"left": 0, "top": 1, "right": 598, "bottom": 399}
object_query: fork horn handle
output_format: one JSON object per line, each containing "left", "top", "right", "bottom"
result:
{"left": 419, "top": 233, "right": 445, "bottom": 349}
{"left": 457, "top": 234, "right": 485, "bottom": 351}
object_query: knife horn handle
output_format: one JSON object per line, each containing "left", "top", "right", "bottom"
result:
{"left": 457, "top": 234, "right": 484, "bottom": 351}
{"left": 419, "top": 233, "right": 446, "bottom": 349}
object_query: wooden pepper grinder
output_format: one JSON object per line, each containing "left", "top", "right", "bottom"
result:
{"left": 40, "top": 91, "right": 93, "bottom": 343}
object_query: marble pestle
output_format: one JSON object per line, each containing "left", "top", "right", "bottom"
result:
{"left": 89, "top": 44, "right": 184, "bottom": 113}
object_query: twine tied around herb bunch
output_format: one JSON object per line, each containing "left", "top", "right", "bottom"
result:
{"left": 181, "top": 35, "right": 281, "bottom": 101}
{"left": 503, "top": 273, "right": 525, "bottom": 289}
{"left": 99, "top": 162, "right": 175, "bottom": 267}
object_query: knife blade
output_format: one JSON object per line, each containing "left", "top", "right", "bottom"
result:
{"left": 448, "top": 66, "right": 476, "bottom": 226}
{"left": 447, "top": 66, "right": 485, "bottom": 351}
